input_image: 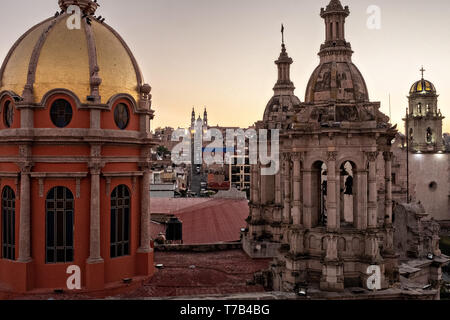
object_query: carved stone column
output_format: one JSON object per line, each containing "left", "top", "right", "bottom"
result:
{"left": 367, "top": 152, "right": 378, "bottom": 229}
{"left": 282, "top": 154, "right": 291, "bottom": 224}
{"left": 383, "top": 151, "right": 393, "bottom": 225}
{"left": 327, "top": 152, "right": 338, "bottom": 231}
{"left": 275, "top": 167, "right": 282, "bottom": 205}
{"left": 138, "top": 165, "right": 152, "bottom": 252}
{"left": 355, "top": 169, "right": 368, "bottom": 230}
{"left": 302, "top": 169, "right": 312, "bottom": 229}
{"left": 87, "top": 162, "right": 103, "bottom": 263}
{"left": 18, "top": 162, "right": 33, "bottom": 263}
{"left": 291, "top": 153, "right": 302, "bottom": 226}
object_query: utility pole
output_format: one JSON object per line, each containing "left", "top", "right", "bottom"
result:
{"left": 405, "top": 107, "right": 410, "bottom": 203}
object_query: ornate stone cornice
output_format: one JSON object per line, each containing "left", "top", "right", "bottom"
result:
{"left": 88, "top": 161, "right": 105, "bottom": 175}
{"left": 327, "top": 151, "right": 338, "bottom": 162}
{"left": 366, "top": 151, "right": 379, "bottom": 162}
{"left": 282, "top": 153, "right": 292, "bottom": 162}
{"left": 18, "top": 162, "right": 34, "bottom": 174}
{"left": 292, "top": 152, "right": 303, "bottom": 162}
{"left": 383, "top": 151, "right": 393, "bottom": 161}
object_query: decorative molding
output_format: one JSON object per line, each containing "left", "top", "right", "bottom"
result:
{"left": 88, "top": 161, "right": 105, "bottom": 175}
{"left": 106, "top": 177, "right": 111, "bottom": 196}
{"left": 327, "top": 151, "right": 338, "bottom": 162}
{"left": 0, "top": 172, "right": 20, "bottom": 178}
{"left": 0, "top": 156, "right": 144, "bottom": 164}
{"left": 83, "top": 19, "right": 102, "bottom": 103}
{"left": 38, "top": 178, "right": 44, "bottom": 197}
{"left": 383, "top": 151, "right": 394, "bottom": 161}
{"left": 366, "top": 151, "right": 379, "bottom": 162}
{"left": 282, "top": 153, "right": 291, "bottom": 162}
{"left": 30, "top": 172, "right": 88, "bottom": 179}
{"left": 23, "top": 16, "right": 62, "bottom": 102}
{"left": 102, "top": 172, "right": 144, "bottom": 178}
{"left": 15, "top": 178, "right": 19, "bottom": 200}
{"left": 90, "top": 144, "right": 102, "bottom": 158}
{"left": 76, "top": 178, "right": 81, "bottom": 198}
{"left": 18, "top": 162, "right": 34, "bottom": 174}
{"left": 292, "top": 152, "right": 302, "bottom": 162}
{"left": 132, "top": 176, "right": 137, "bottom": 192}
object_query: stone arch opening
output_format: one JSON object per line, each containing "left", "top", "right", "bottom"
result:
{"left": 311, "top": 161, "right": 327, "bottom": 227}
{"left": 426, "top": 127, "right": 433, "bottom": 144}
{"left": 339, "top": 160, "right": 357, "bottom": 227}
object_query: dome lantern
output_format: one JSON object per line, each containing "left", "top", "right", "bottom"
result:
{"left": 58, "top": 0, "right": 99, "bottom": 15}
{"left": 305, "top": 0, "right": 369, "bottom": 103}
{"left": 409, "top": 67, "right": 437, "bottom": 96}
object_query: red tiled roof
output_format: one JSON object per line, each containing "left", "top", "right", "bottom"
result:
{"left": 5, "top": 250, "right": 271, "bottom": 300}
{"left": 121, "top": 250, "right": 271, "bottom": 298}
{"left": 173, "top": 199, "right": 249, "bottom": 244}
{"left": 150, "top": 198, "right": 210, "bottom": 214}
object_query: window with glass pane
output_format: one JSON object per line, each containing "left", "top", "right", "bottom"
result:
{"left": 110, "top": 185, "right": 130, "bottom": 258}
{"left": 2, "top": 186, "right": 15, "bottom": 260}
{"left": 114, "top": 103, "right": 130, "bottom": 130}
{"left": 3, "top": 100, "right": 14, "bottom": 128}
{"left": 46, "top": 187, "right": 74, "bottom": 264}
{"left": 50, "top": 99, "right": 73, "bottom": 128}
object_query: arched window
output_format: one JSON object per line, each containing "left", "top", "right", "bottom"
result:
{"left": 339, "top": 161, "right": 357, "bottom": 227}
{"left": 46, "top": 187, "right": 74, "bottom": 264}
{"left": 110, "top": 185, "right": 130, "bottom": 258}
{"left": 114, "top": 103, "right": 130, "bottom": 130}
{"left": 3, "top": 100, "right": 14, "bottom": 128}
{"left": 2, "top": 186, "right": 15, "bottom": 260}
{"left": 426, "top": 127, "right": 433, "bottom": 144}
{"left": 311, "top": 161, "right": 327, "bottom": 227}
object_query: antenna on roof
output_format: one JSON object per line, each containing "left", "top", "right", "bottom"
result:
{"left": 389, "top": 93, "right": 392, "bottom": 121}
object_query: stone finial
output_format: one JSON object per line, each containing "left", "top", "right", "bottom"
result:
{"left": 58, "top": 0, "right": 99, "bottom": 15}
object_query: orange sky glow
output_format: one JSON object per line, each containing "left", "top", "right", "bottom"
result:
{"left": 1, "top": 0, "right": 449, "bottom": 133}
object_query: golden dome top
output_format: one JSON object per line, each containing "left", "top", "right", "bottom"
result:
{"left": 0, "top": 11, "right": 145, "bottom": 105}
{"left": 409, "top": 79, "right": 436, "bottom": 95}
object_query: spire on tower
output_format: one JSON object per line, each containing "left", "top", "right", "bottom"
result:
{"left": 420, "top": 66, "right": 426, "bottom": 79}
{"left": 273, "top": 25, "right": 295, "bottom": 95}
{"left": 191, "top": 107, "right": 196, "bottom": 127}
{"left": 319, "top": 0, "right": 352, "bottom": 59}
{"left": 203, "top": 107, "right": 208, "bottom": 127}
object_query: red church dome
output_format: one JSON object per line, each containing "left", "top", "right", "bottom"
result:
{"left": 0, "top": 0, "right": 156, "bottom": 294}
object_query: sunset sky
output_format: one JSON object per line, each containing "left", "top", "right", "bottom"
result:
{"left": 1, "top": 0, "right": 449, "bottom": 132}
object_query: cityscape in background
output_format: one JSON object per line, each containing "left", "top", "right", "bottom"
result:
{"left": 0, "top": 0, "right": 448, "bottom": 305}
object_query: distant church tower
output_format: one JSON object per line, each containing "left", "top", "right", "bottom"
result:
{"left": 406, "top": 67, "right": 445, "bottom": 153}
{"left": 191, "top": 107, "right": 196, "bottom": 127}
{"left": 203, "top": 108, "right": 208, "bottom": 127}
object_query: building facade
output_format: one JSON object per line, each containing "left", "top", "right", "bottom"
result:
{"left": 244, "top": 0, "right": 400, "bottom": 292}
{"left": 401, "top": 73, "right": 450, "bottom": 223}
{"left": 0, "top": 0, "right": 155, "bottom": 292}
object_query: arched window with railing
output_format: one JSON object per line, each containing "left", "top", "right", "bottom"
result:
{"left": 2, "top": 186, "right": 15, "bottom": 260}
{"left": 110, "top": 185, "right": 131, "bottom": 258}
{"left": 46, "top": 187, "right": 74, "bottom": 264}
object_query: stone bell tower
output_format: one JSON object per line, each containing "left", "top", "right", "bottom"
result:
{"left": 405, "top": 67, "right": 445, "bottom": 153}
{"left": 244, "top": 0, "right": 399, "bottom": 294}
